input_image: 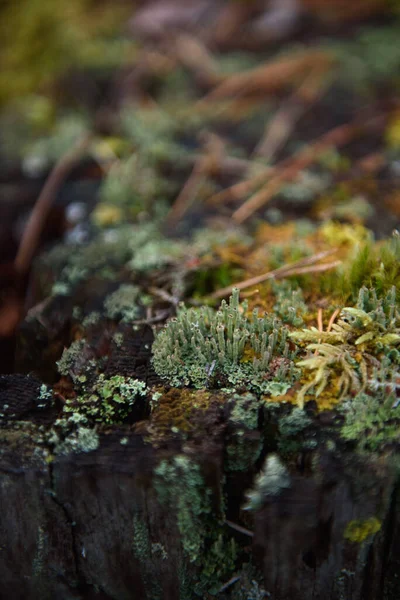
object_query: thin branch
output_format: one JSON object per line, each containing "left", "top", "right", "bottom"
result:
{"left": 327, "top": 308, "right": 341, "bottom": 332}
{"left": 317, "top": 308, "right": 323, "bottom": 333}
{"left": 253, "top": 67, "right": 331, "bottom": 161}
{"left": 232, "top": 114, "right": 385, "bottom": 223}
{"left": 14, "top": 134, "right": 91, "bottom": 276}
{"left": 211, "top": 249, "right": 339, "bottom": 299}
{"left": 224, "top": 519, "right": 254, "bottom": 538}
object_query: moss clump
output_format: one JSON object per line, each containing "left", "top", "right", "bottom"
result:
{"left": 290, "top": 286, "right": 400, "bottom": 408}
{"left": 344, "top": 517, "right": 381, "bottom": 543}
{"left": 152, "top": 289, "right": 297, "bottom": 392}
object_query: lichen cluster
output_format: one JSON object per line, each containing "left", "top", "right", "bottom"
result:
{"left": 63, "top": 373, "right": 148, "bottom": 424}
{"left": 152, "top": 288, "right": 297, "bottom": 392}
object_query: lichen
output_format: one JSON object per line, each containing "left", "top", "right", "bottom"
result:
{"left": 154, "top": 455, "right": 212, "bottom": 563}
{"left": 243, "top": 453, "right": 291, "bottom": 511}
{"left": 343, "top": 517, "right": 381, "bottom": 543}
{"left": 104, "top": 284, "right": 141, "bottom": 322}
{"left": 152, "top": 288, "right": 297, "bottom": 392}
{"left": 63, "top": 374, "right": 148, "bottom": 424}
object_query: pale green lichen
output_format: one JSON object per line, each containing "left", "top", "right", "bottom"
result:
{"left": 226, "top": 393, "right": 263, "bottom": 471}
{"left": 104, "top": 284, "right": 140, "bottom": 322}
{"left": 272, "top": 280, "right": 307, "bottom": 327}
{"left": 243, "top": 454, "right": 291, "bottom": 511}
{"left": 63, "top": 374, "right": 148, "bottom": 424}
{"left": 278, "top": 407, "right": 312, "bottom": 438}
{"left": 340, "top": 384, "right": 400, "bottom": 452}
{"left": 56, "top": 339, "right": 87, "bottom": 377}
{"left": 154, "top": 455, "right": 212, "bottom": 563}
{"left": 152, "top": 288, "right": 297, "bottom": 392}
{"left": 49, "top": 424, "right": 100, "bottom": 455}
{"left": 229, "top": 393, "right": 260, "bottom": 429}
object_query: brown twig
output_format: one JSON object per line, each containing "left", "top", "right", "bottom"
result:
{"left": 14, "top": 134, "right": 91, "bottom": 276}
{"left": 165, "top": 134, "right": 224, "bottom": 228}
{"left": 253, "top": 68, "right": 332, "bottom": 161}
{"left": 224, "top": 520, "right": 254, "bottom": 538}
{"left": 327, "top": 308, "right": 341, "bottom": 332}
{"left": 232, "top": 114, "right": 385, "bottom": 223}
{"left": 211, "top": 249, "right": 340, "bottom": 299}
{"left": 317, "top": 308, "right": 323, "bottom": 333}
{"left": 199, "top": 50, "right": 334, "bottom": 104}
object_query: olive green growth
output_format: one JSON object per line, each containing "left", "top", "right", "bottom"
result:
{"left": 290, "top": 286, "right": 400, "bottom": 407}
{"left": 152, "top": 288, "right": 296, "bottom": 391}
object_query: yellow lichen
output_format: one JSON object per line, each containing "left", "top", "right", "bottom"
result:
{"left": 344, "top": 517, "right": 381, "bottom": 543}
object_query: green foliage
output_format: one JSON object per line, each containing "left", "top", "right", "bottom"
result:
{"left": 64, "top": 374, "right": 148, "bottom": 424}
{"left": 152, "top": 289, "right": 297, "bottom": 391}
{"left": 243, "top": 454, "right": 291, "bottom": 511}
{"left": 154, "top": 455, "right": 212, "bottom": 563}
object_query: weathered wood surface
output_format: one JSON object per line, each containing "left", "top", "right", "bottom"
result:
{"left": 1, "top": 401, "right": 399, "bottom": 600}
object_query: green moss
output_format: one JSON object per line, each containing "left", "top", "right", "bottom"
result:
{"left": 290, "top": 286, "right": 400, "bottom": 408}
{"left": 344, "top": 517, "right": 381, "bottom": 543}
{"left": 0, "top": 0, "right": 131, "bottom": 106}
{"left": 321, "top": 231, "right": 400, "bottom": 303}
{"left": 194, "top": 534, "right": 237, "bottom": 596}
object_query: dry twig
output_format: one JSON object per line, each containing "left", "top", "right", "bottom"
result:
{"left": 233, "top": 115, "right": 384, "bottom": 223}
{"left": 211, "top": 249, "right": 340, "bottom": 299}
{"left": 14, "top": 134, "right": 91, "bottom": 276}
